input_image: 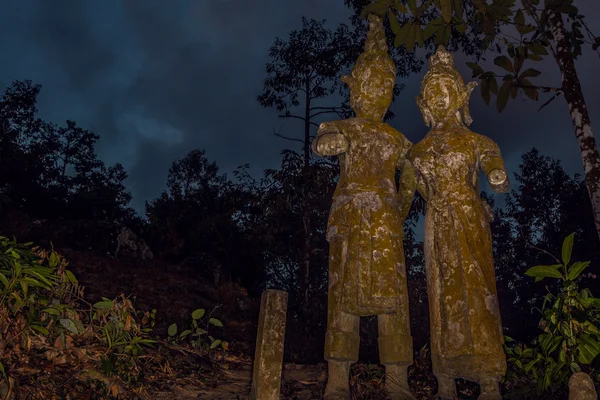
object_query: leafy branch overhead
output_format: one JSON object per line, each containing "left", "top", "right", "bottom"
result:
{"left": 361, "top": 0, "right": 599, "bottom": 112}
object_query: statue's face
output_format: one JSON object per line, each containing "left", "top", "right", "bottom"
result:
{"left": 424, "top": 76, "right": 460, "bottom": 121}
{"left": 349, "top": 68, "right": 394, "bottom": 120}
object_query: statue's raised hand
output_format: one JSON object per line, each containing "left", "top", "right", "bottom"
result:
{"left": 316, "top": 122, "right": 349, "bottom": 156}
{"left": 488, "top": 169, "right": 510, "bottom": 193}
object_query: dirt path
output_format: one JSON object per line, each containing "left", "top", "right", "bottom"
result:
{"left": 151, "top": 362, "right": 327, "bottom": 400}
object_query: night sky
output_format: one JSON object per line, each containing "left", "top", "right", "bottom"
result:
{"left": 1, "top": 0, "right": 598, "bottom": 213}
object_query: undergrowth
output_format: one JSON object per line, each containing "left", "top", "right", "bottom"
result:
{"left": 0, "top": 235, "right": 227, "bottom": 399}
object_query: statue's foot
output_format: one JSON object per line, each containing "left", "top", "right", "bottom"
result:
{"left": 323, "top": 386, "right": 351, "bottom": 400}
{"left": 478, "top": 377, "right": 502, "bottom": 400}
{"left": 387, "top": 385, "right": 416, "bottom": 400}
{"left": 384, "top": 364, "right": 416, "bottom": 400}
{"left": 324, "top": 360, "right": 351, "bottom": 400}
{"left": 434, "top": 374, "right": 457, "bottom": 400}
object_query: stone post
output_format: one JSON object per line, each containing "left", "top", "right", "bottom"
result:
{"left": 569, "top": 372, "right": 598, "bottom": 400}
{"left": 249, "top": 289, "right": 288, "bottom": 400}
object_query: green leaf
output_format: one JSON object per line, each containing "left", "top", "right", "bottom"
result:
{"left": 43, "top": 308, "right": 61, "bottom": 316}
{"left": 472, "top": 0, "right": 486, "bottom": 12}
{"left": 389, "top": 13, "right": 402, "bottom": 35}
{"left": 453, "top": 0, "right": 463, "bottom": 19}
{"left": 0, "top": 361, "right": 5, "bottom": 377}
{"left": 525, "top": 265, "right": 563, "bottom": 280}
{"left": 415, "top": 25, "right": 424, "bottom": 46}
{"left": 361, "top": 1, "right": 388, "bottom": 19}
{"left": 422, "top": 20, "right": 439, "bottom": 41}
{"left": 64, "top": 270, "right": 78, "bottom": 285}
{"left": 210, "top": 339, "right": 222, "bottom": 349}
{"left": 93, "top": 301, "right": 114, "bottom": 310}
{"left": 466, "top": 62, "right": 484, "bottom": 78}
{"left": 480, "top": 77, "right": 491, "bottom": 105}
{"left": 405, "top": 23, "right": 417, "bottom": 52}
{"left": 31, "top": 325, "right": 50, "bottom": 335}
{"left": 514, "top": 9, "right": 526, "bottom": 34}
{"left": 191, "top": 308, "right": 206, "bottom": 320}
{"left": 562, "top": 233, "right": 575, "bottom": 265}
{"left": 179, "top": 329, "right": 192, "bottom": 338}
{"left": 407, "top": 0, "right": 417, "bottom": 13}
{"left": 496, "top": 80, "right": 511, "bottom": 112}
{"left": 530, "top": 42, "right": 548, "bottom": 55}
{"left": 394, "top": 22, "right": 410, "bottom": 47}
{"left": 195, "top": 328, "right": 208, "bottom": 335}
{"left": 568, "top": 261, "right": 591, "bottom": 281}
{"left": 440, "top": 0, "right": 452, "bottom": 23}
{"left": 519, "top": 68, "right": 541, "bottom": 79}
{"left": 489, "top": 76, "right": 498, "bottom": 95}
{"left": 392, "top": 0, "right": 408, "bottom": 13}
{"left": 436, "top": 25, "right": 451, "bottom": 46}
{"left": 518, "top": 78, "right": 538, "bottom": 101}
{"left": 168, "top": 323, "right": 177, "bottom": 337}
{"left": 0, "top": 273, "right": 9, "bottom": 288}
{"left": 60, "top": 318, "right": 79, "bottom": 334}
{"left": 494, "top": 56, "right": 514, "bottom": 73}
{"left": 209, "top": 318, "right": 223, "bottom": 327}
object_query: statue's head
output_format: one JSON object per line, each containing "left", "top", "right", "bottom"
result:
{"left": 417, "top": 46, "right": 477, "bottom": 127}
{"left": 342, "top": 14, "right": 396, "bottom": 121}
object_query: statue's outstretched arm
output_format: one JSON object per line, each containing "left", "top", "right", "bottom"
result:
{"left": 478, "top": 134, "right": 510, "bottom": 194}
{"left": 312, "top": 121, "right": 350, "bottom": 157}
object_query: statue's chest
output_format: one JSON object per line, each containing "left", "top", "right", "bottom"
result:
{"left": 349, "top": 130, "right": 401, "bottom": 162}
{"left": 412, "top": 134, "right": 476, "bottom": 176}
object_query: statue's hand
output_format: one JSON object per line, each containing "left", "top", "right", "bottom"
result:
{"left": 316, "top": 123, "right": 349, "bottom": 156}
{"left": 488, "top": 169, "right": 509, "bottom": 193}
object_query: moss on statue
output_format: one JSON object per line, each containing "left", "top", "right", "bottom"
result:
{"left": 403, "top": 45, "right": 510, "bottom": 400}
{"left": 312, "top": 14, "right": 415, "bottom": 400}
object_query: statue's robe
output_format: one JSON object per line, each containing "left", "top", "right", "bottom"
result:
{"left": 313, "top": 118, "right": 413, "bottom": 363}
{"left": 409, "top": 127, "right": 508, "bottom": 380}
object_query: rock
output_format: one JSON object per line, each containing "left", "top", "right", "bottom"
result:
{"left": 569, "top": 372, "right": 597, "bottom": 400}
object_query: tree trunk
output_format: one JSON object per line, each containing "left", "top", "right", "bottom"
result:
{"left": 548, "top": 10, "right": 600, "bottom": 243}
{"left": 300, "top": 78, "right": 312, "bottom": 304}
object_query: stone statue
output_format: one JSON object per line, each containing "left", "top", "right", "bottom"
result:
{"left": 401, "top": 46, "right": 510, "bottom": 400}
{"left": 311, "top": 14, "right": 415, "bottom": 400}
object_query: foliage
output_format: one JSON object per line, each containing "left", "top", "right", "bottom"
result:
{"left": 0, "top": 235, "right": 230, "bottom": 399}
{"left": 258, "top": 16, "right": 364, "bottom": 142}
{"left": 503, "top": 233, "right": 600, "bottom": 398}
{"left": 167, "top": 307, "right": 228, "bottom": 351}
{"left": 0, "top": 80, "right": 135, "bottom": 223}
{"left": 359, "top": 0, "right": 598, "bottom": 111}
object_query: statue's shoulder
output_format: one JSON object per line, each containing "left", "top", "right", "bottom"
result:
{"left": 469, "top": 129, "right": 499, "bottom": 147}
{"left": 381, "top": 123, "right": 409, "bottom": 143}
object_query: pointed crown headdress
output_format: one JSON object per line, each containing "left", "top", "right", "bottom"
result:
{"left": 342, "top": 14, "right": 396, "bottom": 89}
{"left": 418, "top": 45, "right": 477, "bottom": 126}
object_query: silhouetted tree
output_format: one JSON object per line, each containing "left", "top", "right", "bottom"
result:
{"left": 488, "top": 148, "right": 599, "bottom": 341}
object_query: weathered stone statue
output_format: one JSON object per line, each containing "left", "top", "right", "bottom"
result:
{"left": 311, "top": 14, "right": 414, "bottom": 400}
{"left": 401, "top": 46, "right": 509, "bottom": 400}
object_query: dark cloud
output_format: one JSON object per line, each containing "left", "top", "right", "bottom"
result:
{"left": 0, "top": 0, "right": 598, "bottom": 213}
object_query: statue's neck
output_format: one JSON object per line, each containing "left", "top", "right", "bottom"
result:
{"left": 355, "top": 111, "right": 385, "bottom": 122}
{"left": 431, "top": 111, "right": 464, "bottom": 130}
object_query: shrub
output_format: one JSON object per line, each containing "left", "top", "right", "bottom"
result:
{"left": 503, "top": 233, "right": 600, "bottom": 399}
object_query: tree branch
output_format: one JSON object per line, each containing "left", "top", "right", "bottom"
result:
{"left": 537, "top": 92, "right": 563, "bottom": 113}
{"left": 309, "top": 106, "right": 342, "bottom": 112}
{"left": 277, "top": 114, "right": 319, "bottom": 128}
{"left": 271, "top": 125, "right": 304, "bottom": 144}
{"left": 310, "top": 110, "right": 343, "bottom": 119}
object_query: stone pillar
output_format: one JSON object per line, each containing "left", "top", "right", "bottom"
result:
{"left": 569, "top": 372, "right": 598, "bottom": 400}
{"left": 249, "top": 289, "right": 288, "bottom": 400}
